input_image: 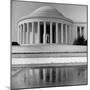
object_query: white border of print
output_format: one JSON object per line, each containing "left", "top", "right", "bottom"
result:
{"left": 0, "top": 0, "right": 89, "bottom": 90}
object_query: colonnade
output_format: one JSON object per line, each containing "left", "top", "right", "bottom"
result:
{"left": 77, "top": 26, "right": 84, "bottom": 38}
{"left": 18, "top": 21, "right": 70, "bottom": 45}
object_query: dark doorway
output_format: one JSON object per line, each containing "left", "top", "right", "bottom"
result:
{"left": 52, "top": 23, "right": 56, "bottom": 43}
{"left": 46, "top": 23, "right": 50, "bottom": 43}
{"left": 77, "top": 26, "right": 80, "bottom": 38}
{"left": 40, "top": 22, "right": 44, "bottom": 43}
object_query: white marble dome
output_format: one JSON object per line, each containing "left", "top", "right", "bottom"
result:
{"left": 20, "top": 6, "right": 72, "bottom": 22}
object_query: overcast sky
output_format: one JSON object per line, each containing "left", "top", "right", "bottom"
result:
{"left": 11, "top": 0, "right": 87, "bottom": 42}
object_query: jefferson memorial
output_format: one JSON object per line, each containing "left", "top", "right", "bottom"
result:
{"left": 12, "top": 6, "right": 87, "bottom": 89}
{"left": 17, "top": 6, "right": 87, "bottom": 45}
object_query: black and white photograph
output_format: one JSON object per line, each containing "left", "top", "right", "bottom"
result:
{"left": 11, "top": 0, "right": 88, "bottom": 89}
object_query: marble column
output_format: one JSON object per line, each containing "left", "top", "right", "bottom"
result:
{"left": 80, "top": 26, "right": 82, "bottom": 37}
{"left": 50, "top": 22, "right": 52, "bottom": 44}
{"left": 65, "top": 24, "right": 68, "bottom": 44}
{"left": 27, "top": 23, "right": 29, "bottom": 44}
{"left": 32, "top": 22, "right": 34, "bottom": 44}
{"left": 56, "top": 22, "right": 58, "bottom": 44}
{"left": 29, "top": 23, "right": 31, "bottom": 44}
{"left": 38, "top": 22, "right": 40, "bottom": 44}
{"left": 19, "top": 25, "right": 21, "bottom": 45}
{"left": 18, "top": 25, "right": 20, "bottom": 44}
{"left": 44, "top": 22, "right": 46, "bottom": 44}
{"left": 23, "top": 23, "right": 25, "bottom": 44}
{"left": 24, "top": 23, "right": 27, "bottom": 44}
{"left": 67, "top": 25, "right": 70, "bottom": 44}
{"left": 21, "top": 25, "right": 23, "bottom": 44}
{"left": 61, "top": 23, "right": 63, "bottom": 44}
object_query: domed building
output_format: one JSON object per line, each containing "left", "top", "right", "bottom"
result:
{"left": 17, "top": 6, "right": 87, "bottom": 46}
{"left": 12, "top": 6, "right": 87, "bottom": 89}
{"left": 17, "top": 6, "right": 73, "bottom": 45}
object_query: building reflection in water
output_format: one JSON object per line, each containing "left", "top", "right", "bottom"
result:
{"left": 12, "top": 65, "right": 87, "bottom": 89}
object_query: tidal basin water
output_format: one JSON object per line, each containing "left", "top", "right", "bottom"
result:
{"left": 12, "top": 65, "right": 87, "bottom": 89}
